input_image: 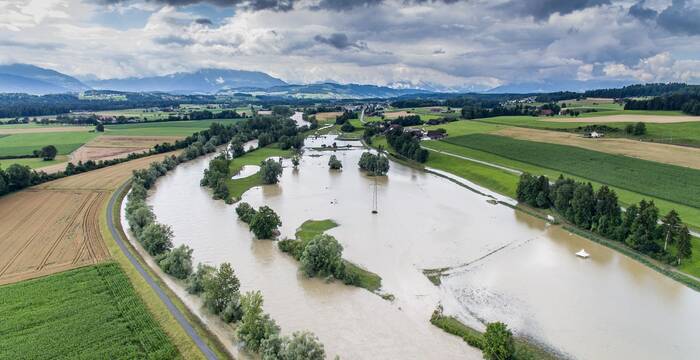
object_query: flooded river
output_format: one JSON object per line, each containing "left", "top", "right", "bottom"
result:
{"left": 138, "top": 137, "right": 700, "bottom": 359}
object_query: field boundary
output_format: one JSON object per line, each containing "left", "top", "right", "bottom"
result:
{"left": 106, "top": 181, "right": 221, "bottom": 360}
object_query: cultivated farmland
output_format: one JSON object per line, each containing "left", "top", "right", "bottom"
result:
{"left": 443, "top": 134, "right": 700, "bottom": 208}
{"left": 0, "top": 263, "right": 177, "bottom": 359}
{"left": 0, "top": 131, "right": 97, "bottom": 157}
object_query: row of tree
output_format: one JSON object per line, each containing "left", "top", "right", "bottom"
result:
{"left": 391, "top": 115, "right": 423, "bottom": 126}
{"left": 385, "top": 127, "right": 429, "bottom": 163}
{"left": 517, "top": 173, "right": 693, "bottom": 264}
{"left": 625, "top": 93, "right": 700, "bottom": 115}
{"left": 122, "top": 131, "right": 325, "bottom": 358}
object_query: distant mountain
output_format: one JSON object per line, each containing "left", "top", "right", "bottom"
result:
{"left": 88, "top": 69, "right": 288, "bottom": 93}
{"left": 0, "top": 64, "right": 90, "bottom": 94}
{"left": 228, "top": 82, "right": 432, "bottom": 99}
{"left": 487, "top": 79, "right": 634, "bottom": 94}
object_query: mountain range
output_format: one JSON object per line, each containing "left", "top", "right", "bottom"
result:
{"left": 0, "top": 64, "right": 90, "bottom": 94}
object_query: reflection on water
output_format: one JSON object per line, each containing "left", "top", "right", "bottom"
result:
{"left": 143, "top": 138, "right": 700, "bottom": 360}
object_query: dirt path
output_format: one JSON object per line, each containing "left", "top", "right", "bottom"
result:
{"left": 539, "top": 114, "right": 700, "bottom": 123}
{"left": 495, "top": 127, "right": 700, "bottom": 169}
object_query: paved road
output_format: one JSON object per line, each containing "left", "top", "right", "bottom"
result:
{"left": 106, "top": 182, "right": 219, "bottom": 360}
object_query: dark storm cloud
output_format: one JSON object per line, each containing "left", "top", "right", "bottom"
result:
{"left": 657, "top": 0, "right": 700, "bottom": 35}
{"left": 194, "top": 18, "right": 213, "bottom": 25}
{"left": 97, "top": 0, "right": 295, "bottom": 11}
{"left": 314, "top": 33, "right": 367, "bottom": 50}
{"left": 628, "top": 1, "right": 657, "bottom": 21}
{"left": 499, "top": 0, "right": 611, "bottom": 20}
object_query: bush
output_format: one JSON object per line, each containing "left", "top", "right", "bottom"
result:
{"left": 186, "top": 263, "right": 215, "bottom": 295}
{"left": 40, "top": 145, "right": 58, "bottom": 161}
{"left": 221, "top": 297, "right": 243, "bottom": 323}
{"left": 358, "top": 152, "right": 389, "bottom": 176}
{"left": 139, "top": 223, "right": 174, "bottom": 256}
{"left": 300, "top": 234, "right": 345, "bottom": 278}
{"left": 157, "top": 245, "right": 193, "bottom": 279}
{"left": 328, "top": 155, "right": 342, "bottom": 170}
{"left": 260, "top": 158, "right": 283, "bottom": 184}
{"left": 483, "top": 322, "right": 515, "bottom": 360}
{"left": 126, "top": 204, "right": 155, "bottom": 236}
{"left": 236, "top": 202, "right": 257, "bottom": 223}
{"left": 340, "top": 122, "right": 355, "bottom": 132}
{"left": 249, "top": 206, "right": 282, "bottom": 239}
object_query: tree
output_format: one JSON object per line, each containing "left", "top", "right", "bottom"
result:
{"left": 126, "top": 204, "right": 154, "bottom": 236}
{"left": 158, "top": 244, "right": 193, "bottom": 279}
{"left": 676, "top": 225, "right": 692, "bottom": 264}
{"left": 5, "top": 164, "right": 32, "bottom": 191}
{"left": 358, "top": 152, "right": 389, "bottom": 176}
{"left": 633, "top": 121, "right": 647, "bottom": 135}
{"left": 139, "top": 223, "right": 174, "bottom": 256}
{"left": 186, "top": 263, "right": 215, "bottom": 295}
{"left": 236, "top": 202, "right": 257, "bottom": 223}
{"left": 291, "top": 156, "right": 300, "bottom": 168}
{"left": 95, "top": 123, "right": 104, "bottom": 132}
{"left": 328, "top": 155, "right": 342, "bottom": 170}
{"left": 340, "top": 121, "right": 355, "bottom": 132}
{"left": 661, "top": 210, "right": 681, "bottom": 251}
{"left": 300, "top": 234, "right": 345, "bottom": 278}
{"left": 40, "top": 145, "right": 58, "bottom": 161}
{"left": 260, "top": 159, "right": 283, "bottom": 184}
{"left": 280, "top": 331, "right": 325, "bottom": 360}
{"left": 0, "top": 169, "right": 8, "bottom": 195}
{"left": 249, "top": 206, "right": 282, "bottom": 239}
{"left": 483, "top": 322, "right": 515, "bottom": 360}
{"left": 570, "top": 183, "right": 595, "bottom": 229}
{"left": 237, "top": 291, "right": 280, "bottom": 352}
{"left": 203, "top": 262, "right": 241, "bottom": 315}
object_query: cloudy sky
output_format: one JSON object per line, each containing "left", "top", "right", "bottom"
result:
{"left": 1, "top": 0, "right": 699, "bottom": 90}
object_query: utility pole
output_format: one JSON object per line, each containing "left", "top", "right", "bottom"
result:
{"left": 372, "top": 174, "right": 378, "bottom": 214}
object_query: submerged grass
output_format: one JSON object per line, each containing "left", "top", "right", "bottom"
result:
{"left": 280, "top": 219, "right": 384, "bottom": 294}
{"left": 430, "top": 311, "right": 559, "bottom": 360}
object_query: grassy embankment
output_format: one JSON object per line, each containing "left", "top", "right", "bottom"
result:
{"left": 430, "top": 312, "right": 558, "bottom": 360}
{"left": 281, "top": 219, "right": 383, "bottom": 293}
{"left": 105, "top": 181, "right": 231, "bottom": 359}
{"left": 225, "top": 145, "right": 293, "bottom": 202}
{"left": 0, "top": 263, "right": 178, "bottom": 359}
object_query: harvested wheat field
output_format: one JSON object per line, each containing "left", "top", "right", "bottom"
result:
{"left": 314, "top": 111, "right": 343, "bottom": 121}
{"left": 384, "top": 110, "right": 411, "bottom": 119}
{"left": 38, "top": 135, "right": 181, "bottom": 174}
{"left": 495, "top": 127, "right": 700, "bottom": 170}
{"left": 0, "top": 151, "right": 178, "bottom": 284}
{"left": 539, "top": 114, "right": 700, "bottom": 123}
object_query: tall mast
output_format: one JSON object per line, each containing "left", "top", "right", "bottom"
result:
{"left": 372, "top": 174, "right": 378, "bottom": 214}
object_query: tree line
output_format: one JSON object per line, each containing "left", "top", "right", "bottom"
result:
{"left": 385, "top": 126, "right": 429, "bottom": 163}
{"left": 123, "top": 149, "right": 326, "bottom": 359}
{"left": 625, "top": 93, "right": 700, "bottom": 115}
{"left": 517, "top": 173, "right": 693, "bottom": 264}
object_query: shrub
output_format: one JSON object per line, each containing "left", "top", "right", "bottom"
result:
{"left": 260, "top": 159, "right": 283, "bottom": 184}
{"left": 157, "top": 245, "right": 193, "bottom": 279}
{"left": 236, "top": 202, "right": 258, "bottom": 223}
{"left": 249, "top": 206, "right": 282, "bottom": 239}
{"left": 483, "top": 322, "right": 515, "bottom": 360}
{"left": 300, "top": 234, "right": 345, "bottom": 278}
{"left": 40, "top": 145, "right": 58, "bottom": 161}
{"left": 340, "top": 122, "right": 355, "bottom": 132}
{"left": 139, "top": 223, "right": 174, "bottom": 256}
{"left": 358, "top": 152, "right": 389, "bottom": 176}
{"left": 186, "top": 263, "right": 215, "bottom": 295}
{"left": 328, "top": 155, "right": 342, "bottom": 170}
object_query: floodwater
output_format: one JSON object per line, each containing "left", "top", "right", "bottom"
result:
{"left": 291, "top": 111, "right": 310, "bottom": 128}
{"left": 140, "top": 137, "right": 700, "bottom": 360}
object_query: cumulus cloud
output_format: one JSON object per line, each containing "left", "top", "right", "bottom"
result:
{"left": 499, "top": 0, "right": 611, "bottom": 20}
{"left": 657, "top": 0, "right": 700, "bottom": 35}
{"left": 603, "top": 52, "right": 700, "bottom": 82}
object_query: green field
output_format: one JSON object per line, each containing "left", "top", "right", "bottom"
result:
{"left": 0, "top": 263, "right": 177, "bottom": 359}
{"left": 0, "top": 155, "right": 68, "bottom": 169}
{"left": 105, "top": 119, "right": 243, "bottom": 137}
{"left": 476, "top": 115, "right": 700, "bottom": 147}
{"left": 226, "top": 146, "right": 293, "bottom": 201}
{"left": 444, "top": 134, "right": 700, "bottom": 208}
{"left": 0, "top": 132, "right": 97, "bottom": 157}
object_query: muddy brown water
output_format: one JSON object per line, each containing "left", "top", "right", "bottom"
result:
{"left": 137, "top": 136, "right": 699, "bottom": 359}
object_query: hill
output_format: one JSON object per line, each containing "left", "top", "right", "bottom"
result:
{"left": 0, "top": 64, "right": 90, "bottom": 94}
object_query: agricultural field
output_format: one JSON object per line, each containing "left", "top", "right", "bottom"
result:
{"left": 0, "top": 155, "right": 68, "bottom": 170}
{"left": 0, "top": 189, "right": 110, "bottom": 284}
{"left": 476, "top": 115, "right": 700, "bottom": 147}
{"left": 314, "top": 111, "right": 343, "bottom": 121}
{"left": 443, "top": 134, "right": 700, "bottom": 209}
{"left": 0, "top": 263, "right": 177, "bottom": 359}
{"left": 0, "top": 124, "right": 92, "bottom": 134}
{"left": 0, "top": 131, "right": 97, "bottom": 157}
{"left": 494, "top": 127, "right": 700, "bottom": 169}
{"left": 104, "top": 119, "right": 242, "bottom": 136}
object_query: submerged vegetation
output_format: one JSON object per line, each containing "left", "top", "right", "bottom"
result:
{"left": 278, "top": 219, "right": 383, "bottom": 293}
{"left": 358, "top": 151, "right": 390, "bottom": 176}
